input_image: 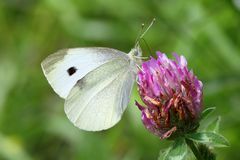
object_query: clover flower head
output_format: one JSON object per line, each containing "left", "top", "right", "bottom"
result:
{"left": 136, "top": 52, "right": 203, "bottom": 139}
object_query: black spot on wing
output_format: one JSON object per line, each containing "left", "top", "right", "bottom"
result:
{"left": 67, "top": 67, "right": 77, "bottom": 76}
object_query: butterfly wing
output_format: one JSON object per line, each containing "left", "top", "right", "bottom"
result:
{"left": 64, "top": 57, "right": 135, "bottom": 131}
{"left": 41, "top": 47, "right": 128, "bottom": 99}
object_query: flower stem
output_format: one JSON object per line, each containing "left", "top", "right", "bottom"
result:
{"left": 185, "top": 138, "right": 203, "bottom": 160}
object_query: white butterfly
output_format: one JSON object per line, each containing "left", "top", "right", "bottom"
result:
{"left": 41, "top": 46, "right": 143, "bottom": 131}
{"left": 41, "top": 19, "right": 155, "bottom": 131}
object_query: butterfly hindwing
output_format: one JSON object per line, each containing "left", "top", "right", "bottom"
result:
{"left": 64, "top": 58, "right": 135, "bottom": 131}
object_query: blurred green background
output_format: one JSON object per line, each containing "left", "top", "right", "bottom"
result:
{"left": 0, "top": 0, "right": 240, "bottom": 159}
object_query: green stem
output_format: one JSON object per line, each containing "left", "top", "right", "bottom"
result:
{"left": 185, "top": 138, "right": 203, "bottom": 160}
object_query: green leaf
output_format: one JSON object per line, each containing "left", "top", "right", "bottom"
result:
{"left": 186, "top": 132, "right": 230, "bottom": 147}
{"left": 198, "top": 144, "right": 216, "bottom": 160}
{"left": 201, "top": 107, "right": 216, "bottom": 120}
{"left": 158, "top": 138, "right": 188, "bottom": 160}
{"left": 158, "top": 148, "right": 170, "bottom": 160}
{"left": 206, "top": 116, "right": 221, "bottom": 133}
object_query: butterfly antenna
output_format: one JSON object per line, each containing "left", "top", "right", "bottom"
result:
{"left": 135, "top": 23, "right": 145, "bottom": 47}
{"left": 134, "top": 18, "right": 156, "bottom": 48}
{"left": 140, "top": 18, "right": 156, "bottom": 39}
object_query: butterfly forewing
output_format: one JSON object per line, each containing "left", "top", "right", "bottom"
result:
{"left": 41, "top": 47, "right": 128, "bottom": 99}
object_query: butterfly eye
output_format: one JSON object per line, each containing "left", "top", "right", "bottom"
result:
{"left": 67, "top": 67, "right": 77, "bottom": 76}
{"left": 134, "top": 50, "right": 139, "bottom": 56}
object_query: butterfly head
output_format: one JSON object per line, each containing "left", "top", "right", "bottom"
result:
{"left": 127, "top": 45, "right": 143, "bottom": 69}
{"left": 128, "top": 44, "right": 142, "bottom": 58}
{"left": 132, "top": 45, "right": 142, "bottom": 57}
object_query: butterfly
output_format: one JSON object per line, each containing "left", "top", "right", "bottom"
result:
{"left": 41, "top": 19, "right": 155, "bottom": 131}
